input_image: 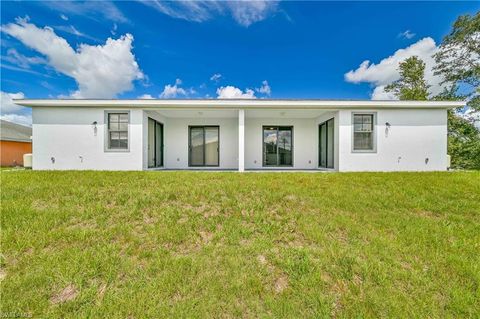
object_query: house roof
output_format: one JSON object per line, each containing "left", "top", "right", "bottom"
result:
{"left": 13, "top": 99, "right": 465, "bottom": 109}
{"left": 0, "top": 120, "right": 32, "bottom": 143}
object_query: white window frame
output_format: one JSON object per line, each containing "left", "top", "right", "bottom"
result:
{"left": 351, "top": 112, "right": 377, "bottom": 153}
{"left": 104, "top": 110, "right": 130, "bottom": 152}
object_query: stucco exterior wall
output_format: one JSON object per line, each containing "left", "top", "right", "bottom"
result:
{"left": 32, "top": 107, "right": 143, "bottom": 170}
{"left": 337, "top": 109, "right": 448, "bottom": 171}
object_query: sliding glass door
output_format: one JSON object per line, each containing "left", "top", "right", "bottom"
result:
{"left": 319, "top": 118, "right": 334, "bottom": 169}
{"left": 263, "top": 126, "right": 293, "bottom": 167}
{"left": 189, "top": 126, "right": 219, "bottom": 167}
{"left": 148, "top": 118, "right": 163, "bottom": 168}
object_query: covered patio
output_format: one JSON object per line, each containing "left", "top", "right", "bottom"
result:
{"left": 143, "top": 107, "right": 338, "bottom": 171}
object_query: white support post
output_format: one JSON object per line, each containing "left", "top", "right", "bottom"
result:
{"left": 238, "top": 109, "right": 245, "bottom": 172}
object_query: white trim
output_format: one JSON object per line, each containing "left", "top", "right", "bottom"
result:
{"left": 14, "top": 99, "right": 464, "bottom": 109}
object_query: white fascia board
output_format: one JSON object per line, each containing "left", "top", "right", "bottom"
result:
{"left": 13, "top": 99, "right": 465, "bottom": 109}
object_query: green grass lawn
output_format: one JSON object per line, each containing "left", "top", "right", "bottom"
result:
{"left": 1, "top": 171, "right": 479, "bottom": 318}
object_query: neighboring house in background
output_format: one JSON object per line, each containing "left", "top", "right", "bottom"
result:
{"left": 0, "top": 120, "right": 32, "bottom": 167}
{"left": 14, "top": 99, "right": 464, "bottom": 172}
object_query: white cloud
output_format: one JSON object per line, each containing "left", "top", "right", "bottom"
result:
{"left": 138, "top": 0, "right": 278, "bottom": 27}
{"left": 138, "top": 0, "right": 214, "bottom": 23}
{"left": 2, "top": 48, "right": 46, "bottom": 69}
{"left": 0, "top": 91, "right": 31, "bottom": 126}
{"left": 1, "top": 91, "right": 25, "bottom": 113}
{"left": 371, "top": 85, "right": 398, "bottom": 100}
{"left": 2, "top": 18, "right": 143, "bottom": 98}
{"left": 40, "top": 81, "right": 56, "bottom": 91}
{"left": 1, "top": 113, "right": 32, "bottom": 126}
{"left": 256, "top": 80, "right": 271, "bottom": 96}
{"left": 138, "top": 94, "right": 154, "bottom": 99}
{"left": 398, "top": 30, "right": 415, "bottom": 40}
{"left": 159, "top": 78, "right": 188, "bottom": 98}
{"left": 53, "top": 25, "right": 100, "bottom": 42}
{"left": 60, "top": 14, "right": 68, "bottom": 21}
{"left": 42, "top": 1, "right": 128, "bottom": 23}
{"left": 141, "top": 79, "right": 195, "bottom": 99}
{"left": 344, "top": 37, "right": 444, "bottom": 100}
{"left": 226, "top": 1, "right": 278, "bottom": 27}
{"left": 210, "top": 73, "right": 222, "bottom": 82}
{"left": 217, "top": 86, "right": 256, "bottom": 99}
{"left": 1, "top": 63, "right": 47, "bottom": 77}
{"left": 111, "top": 23, "right": 118, "bottom": 36}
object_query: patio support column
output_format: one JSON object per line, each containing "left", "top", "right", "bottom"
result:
{"left": 238, "top": 109, "right": 245, "bottom": 172}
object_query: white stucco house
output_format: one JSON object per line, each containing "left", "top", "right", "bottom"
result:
{"left": 14, "top": 99, "right": 464, "bottom": 172}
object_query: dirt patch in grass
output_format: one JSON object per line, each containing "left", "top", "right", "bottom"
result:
{"left": 168, "top": 229, "right": 217, "bottom": 256}
{"left": 66, "top": 218, "right": 97, "bottom": 231}
{"left": 97, "top": 283, "right": 107, "bottom": 300}
{"left": 274, "top": 276, "right": 289, "bottom": 293}
{"left": 177, "top": 216, "right": 189, "bottom": 224}
{"left": 0, "top": 268, "right": 6, "bottom": 281}
{"left": 257, "top": 255, "right": 267, "bottom": 265}
{"left": 31, "top": 199, "right": 56, "bottom": 211}
{"left": 257, "top": 254, "right": 289, "bottom": 294}
{"left": 239, "top": 238, "right": 252, "bottom": 246}
{"left": 50, "top": 284, "right": 78, "bottom": 305}
{"left": 142, "top": 214, "right": 157, "bottom": 225}
{"left": 330, "top": 280, "right": 348, "bottom": 317}
{"left": 415, "top": 210, "right": 445, "bottom": 219}
{"left": 199, "top": 230, "right": 214, "bottom": 244}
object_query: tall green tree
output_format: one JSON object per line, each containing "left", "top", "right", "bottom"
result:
{"left": 434, "top": 12, "right": 479, "bottom": 110}
{"left": 433, "top": 12, "right": 480, "bottom": 169}
{"left": 384, "top": 56, "right": 430, "bottom": 100}
{"left": 434, "top": 86, "right": 480, "bottom": 169}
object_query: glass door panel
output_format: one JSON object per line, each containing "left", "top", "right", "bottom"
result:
{"left": 189, "top": 126, "right": 219, "bottom": 167}
{"left": 263, "top": 126, "right": 293, "bottom": 167}
{"left": 190, "top": 127, "right": 204, "bottom": 166}
{"left": 263, "top": 128, "right": 278, "bottom": 166}
{"left": 319, "top": 123, "right": 327, "bottom": 168}
{"left": 148, "top": 118, "right": 163, "bottom": 168}
{"left": 278, "top": 128, "right": 292, "bottom": 166}
{"left": 148, "top": 118, "right": 155, "bottom": 168}
{"left": 204, "top": 127, "right": 219, "bottom": 166}
{"left": 326, "top": 119, "right": 334, "bottom": 168}
{"left": 155, "top": 122, "right": 163, "bottom": 167}
{"left": 319, "top": 118, "right": 334, "bottom": 169}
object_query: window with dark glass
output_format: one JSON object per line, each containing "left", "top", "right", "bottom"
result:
{"left": 263, "top": 126, "right": 293, "bottom": 166}
{"left": 107, "top": 113, "right": 129, "bottom": 150}
{"left": 353, "top": 113, "right": 375, "bottom": 151}
{"left": 319, "top": 118, "right": 334, "bottom": 168}
{"left": 148, "top": 118, "right": 163, "bottom": 168}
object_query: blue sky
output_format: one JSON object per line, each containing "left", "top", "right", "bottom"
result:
{"left": 1, "top": 1, "right": 479, "bottom": 124}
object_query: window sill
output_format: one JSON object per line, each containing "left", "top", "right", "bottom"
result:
{"left": 351, "top": 150, "right": 377, "bottom": 154}
{"left": 105, "top": 149, "right": 130, "bottom": 153}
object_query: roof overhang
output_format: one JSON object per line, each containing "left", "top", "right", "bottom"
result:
{"left": 0, "top": 137, "right": 32, "bottom": 143}
{"left": 13, "top": 99, "right": 465, "bottom": 109}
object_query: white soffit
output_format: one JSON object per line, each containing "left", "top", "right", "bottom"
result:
{"left": 156, "top": 109, "right": 238, "bottom": 118}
